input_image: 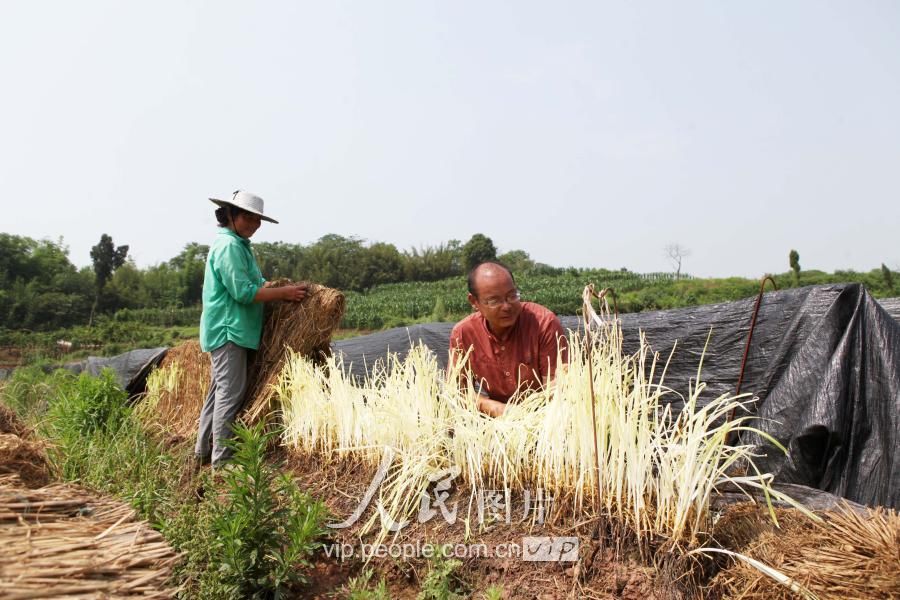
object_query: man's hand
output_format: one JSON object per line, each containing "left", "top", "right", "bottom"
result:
{"left": 477, "top": 396, "right": 507, "bottom": 417}
{"left": 280, "top": 284, "right": 308, "bottom": 302}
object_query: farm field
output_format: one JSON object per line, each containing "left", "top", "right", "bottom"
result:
{"left": 2, "top": 288, "right": 897, "bottom": 598}
{"left": 3, "top": 266, "right": 899, "bottom": 365}
{"left": 4, "top": 1, "right": 900, "bottom": 596}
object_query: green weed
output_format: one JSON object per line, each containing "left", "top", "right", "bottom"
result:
{"left": 209, "top": 422, "right": 327, "bottom": 599}
{"left": 4, "top": 367, "right": 329, "bottom": 599}
{"left": 417, "top": 553, "right": 465, "bottom": 600}
{"left": 483, "top": 585, "right": 504, "bottom": 600}
{"left": 0, "top": 362, "right": 74, "bottom": 423}
{"left": 36, "top": 368, "right": 181, "bottom": 524}
{"left": 346, "top": 568, "right": 390, "bottom": 600}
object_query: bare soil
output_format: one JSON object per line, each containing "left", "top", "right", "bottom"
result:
{"left": 283, "top": 452, "right": 681, "bottom": 600}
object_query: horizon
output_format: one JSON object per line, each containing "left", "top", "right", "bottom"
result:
{"left": 4, "top": 227, "right": 894, "bottom": 281}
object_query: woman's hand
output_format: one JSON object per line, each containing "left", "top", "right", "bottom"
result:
{"left": 280, "top": 284, "right": 308, "bottom": 302}
{"left": 254, "top": 283, "right": 308, "bottom": 303}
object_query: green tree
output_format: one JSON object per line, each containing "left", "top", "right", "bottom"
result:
{"left": 0, "top": 233, "right": 39, "bottom": 284}
{"left": 254, "top": 241, "right": 307, "bottom": 281}
{"left": 305, "top": 234, "right": 366, "bottom": 290}
{"left": 141, "top": 263, "right": 183, "bottom": 307}
{"left": 107, "top": 261, "right": 148, "bottom": 309}
{"left": 462, "top": 234, "right": 497, "bottom": 271}
{"left": 169, "top": 243, "right": 208, "bottom": 306}
{"left": 789, "top": 249, "right": 801, "bottom": 286}
{"left": 498, "top": 249, "right": 534, "bottom": 274}
{"left": 360, "top": 242, "right": 405, "bottom": 289}
{"left": 0, "top": 234, "right": 89, "bottom": 329}
{"left": 89, "top": 234, "right": 129, "bottom": 325}
{"left": 403, "top": 242, "right": 464, "bottom": 282}
{"left": 882, "top": 263, "right": 894, "bottom": 292}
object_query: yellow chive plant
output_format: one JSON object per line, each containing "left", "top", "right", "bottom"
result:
{"left": 275, "top": 287, "right": 805, "bottom": 550}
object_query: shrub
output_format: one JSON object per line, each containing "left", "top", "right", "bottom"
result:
{"left": 46, "top": 369, "right": 128, "bottom": 437}
{"left": 209, "top": 422, "right": 327, "bottom": 599}
{"left": 417, "top": 553, "right": 465, "bottom": 600}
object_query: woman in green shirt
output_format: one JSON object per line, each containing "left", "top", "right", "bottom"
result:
{"left": 196, "top": 190, "right": 306, "bottom": 468}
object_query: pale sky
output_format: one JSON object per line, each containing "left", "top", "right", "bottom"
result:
{"left": 1, "top": 1, "right": 898, "bottom": 278}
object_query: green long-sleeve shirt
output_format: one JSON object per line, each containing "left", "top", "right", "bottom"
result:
{"left": 199, "top": 229, "right": 265, "bottom": 352}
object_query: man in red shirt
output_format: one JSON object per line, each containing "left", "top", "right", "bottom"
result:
{"left": 449, "top": 262, "right": 569, "bottom": 416}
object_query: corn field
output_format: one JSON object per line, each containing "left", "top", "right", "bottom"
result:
{"left": 341, "top": 270, "right": 692, "bottom": 329}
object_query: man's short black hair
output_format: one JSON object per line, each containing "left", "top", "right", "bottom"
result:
{"left": 467, "top": 262, "right": 516, "bottom": 296}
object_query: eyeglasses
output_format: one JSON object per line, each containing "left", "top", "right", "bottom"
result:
{"left": 478, "top": 290, "right": 521, "bottom": 308}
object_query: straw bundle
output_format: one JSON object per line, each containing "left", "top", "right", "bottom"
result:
{"left": 710, "top": 503, "right": 900, "bottom": 599}
{"left": 0, "top": 474, "right": 179, "bottom": 598}
{"left": 243, "top": 280, "right": 345, "bottom": 423}
{"left": 138, "top": 340, "right": 210, "bottom": 437}
{"left": 0, "top": 402, "right": 30, "bottom": 437}
{"left": 0, "top": 433, "right": 50, "bottom": 488}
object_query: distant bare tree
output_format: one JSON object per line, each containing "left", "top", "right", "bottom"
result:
{"left": 665, "top": 243, "right": 691, "bottom": 279}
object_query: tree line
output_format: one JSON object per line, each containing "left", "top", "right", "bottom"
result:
{"left": 3, "top": 231, "right": 897, "bottom": 334}
{"left": 0, "top": 231, "right": 540, "bottom": 331}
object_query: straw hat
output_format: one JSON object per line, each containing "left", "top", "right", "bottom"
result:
{"left": 209, "top": 190, "right": 279, "bottom": 224}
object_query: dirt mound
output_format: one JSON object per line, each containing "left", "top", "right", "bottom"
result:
{"left": 284, "top": 453, "right": 669, "bottom": 600}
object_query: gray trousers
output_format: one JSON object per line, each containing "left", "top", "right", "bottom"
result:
{"left": 195, "top": 342, "right": 248, "bottom": 466}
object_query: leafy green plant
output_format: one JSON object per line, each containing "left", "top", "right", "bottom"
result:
{"left": 346, "top": 568, "right": 390, "bottom": 600}
{"left": 0, "top": 362, "right": 74, "bottom": 423}
{"left": 162, "top": 482, "right": 229, "bottom": 600}
{"left": 210, "top": 422, "right": 327, "bottom": 599}
{"left": 45, "top": 369, "right": 128, "bottom": 437}
{"left": 417, "top": 553, "right": 465, "bottom": 600}
{"left": 5, "top": 366, "right": 328, "bottom": 600}
{"left": 483, "top": 586, "right": 504, "bottom": 600}
{"left": 35, "top": 369, "right": 180, "bottom": 524}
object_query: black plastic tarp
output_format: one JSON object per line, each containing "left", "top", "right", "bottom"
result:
{"left": 880, "top": 297, "right": 900, "bottom": 323}
{"left": 63, "top": 347, "right": 168, "bottom": 398}
{"left": 333, "top": 284, "right": 899, "bottom": 508}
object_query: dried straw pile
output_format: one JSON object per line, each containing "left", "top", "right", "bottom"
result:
{"left": 0, "top": 473, "right": 179, "bottom": 598}
{"left": 0, "top": 405, "right": 50, "bottom": 488}
{"left": 243, "top": 281, "right": 345, "bottom": 423}
{"left": 710, "top": 502, "right": 900, "bottom": 599}
{"left": 0, "top": 433, "right": 50, "bottom": 488}
{"left": 0, "top": 403, "right": 30, "bottom": 437}
{"left": 143, "top": 339, "right": 211, "bottom": 438}
{"left": 140, "top": 281, "right": 343, "bottom": 434}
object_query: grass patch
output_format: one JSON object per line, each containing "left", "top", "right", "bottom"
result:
{"left": 1, "top": 369, "right": 328, "bottom": 599}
